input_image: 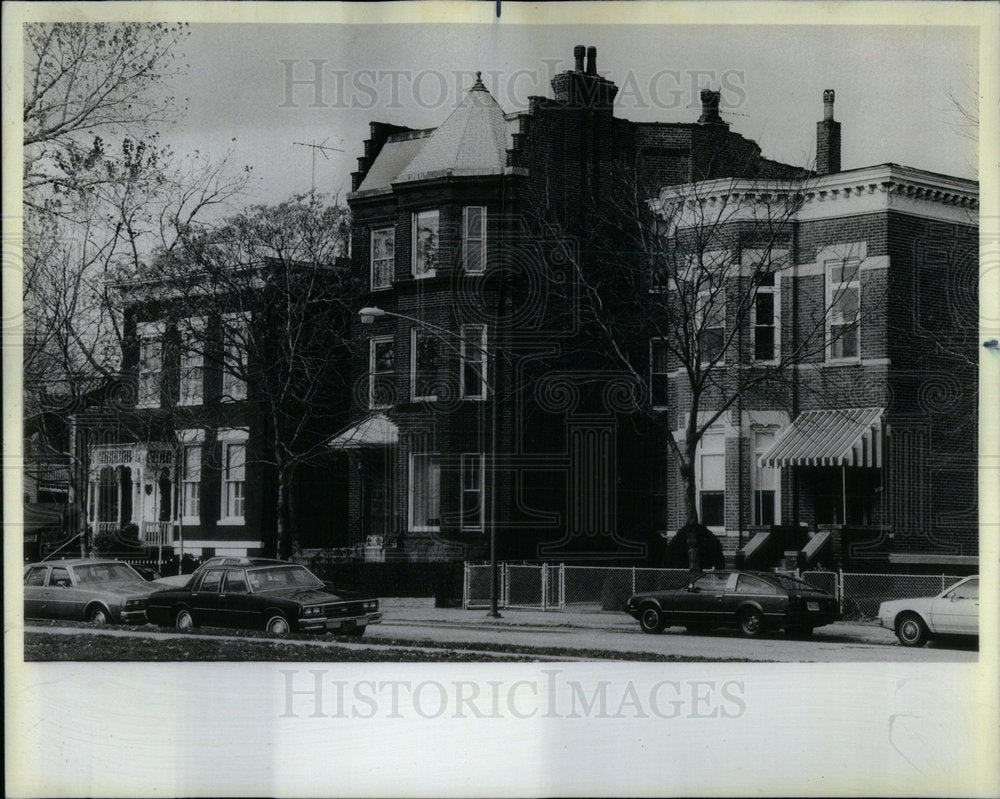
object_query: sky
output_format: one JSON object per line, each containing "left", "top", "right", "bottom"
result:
{"left": 160, "top": 23, "right": 979, "bottom": 208}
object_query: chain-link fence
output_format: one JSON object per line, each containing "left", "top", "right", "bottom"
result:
{"left": 840, "top": 572, "right": 964, "bottom": 621}
{"left": 463, "top": 562, "right": 971, "bottom": 618}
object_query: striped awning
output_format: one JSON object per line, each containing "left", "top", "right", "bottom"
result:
{"left": 327, "top": 413, "right": 399, "bottom": 450}
{"left": 759, "top": 407, "right": 884, "bottom": 468}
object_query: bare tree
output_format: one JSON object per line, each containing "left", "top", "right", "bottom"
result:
{"left": 139, "top": 194, "right": 356, "bottom": 558}
{"left": 532, "top": 159, "right": 880, "bottom": 575}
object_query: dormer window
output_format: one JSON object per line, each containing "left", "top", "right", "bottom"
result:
{"left": 412, "top": 210, "right": 439, "bottom": 278}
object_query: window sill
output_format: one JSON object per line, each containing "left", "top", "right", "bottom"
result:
{"left": 218, "top": 519, "right": 246, "bottom": 527}
{"left": 409, "top": 526, "right": 441, "bottom": 534}
{"left": 178, "top": 399, "right": 203, "bottom": 408}
{"left": 181, "top": 517, "right": 200, "bottom": 526}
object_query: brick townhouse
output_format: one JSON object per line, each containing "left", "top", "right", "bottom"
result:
{"left": 67, "top": 261, "right": 351, "bottom": 561}
{"left": 653, "top": 94, "right": 979, "bottom": 571}
{"left": 337, "top": 46, "right": 816, "bottom": 564}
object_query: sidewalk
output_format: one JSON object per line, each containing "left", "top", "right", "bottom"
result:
{"left": 379, "top": 599, "right": 895, "bottom": 645}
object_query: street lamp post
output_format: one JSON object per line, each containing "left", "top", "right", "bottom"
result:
{"left": 359, "top": 306, "right": 502, "bottom": 617}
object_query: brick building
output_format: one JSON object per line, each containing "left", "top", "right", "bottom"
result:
{"left": 653, "top": 111, "right": 979, "bottom": 570}
{"left": 68, "top": 259, "right": 352, "bottom": 562}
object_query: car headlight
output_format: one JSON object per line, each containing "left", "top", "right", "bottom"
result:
{"left": 124, "top": 599, "right": 145, "bottom": 609}
{"left": 303, "top": 606, "right": 321, "bottom": 617}
{"left": 365, "top": 600, "right": 378, "bottom": 611}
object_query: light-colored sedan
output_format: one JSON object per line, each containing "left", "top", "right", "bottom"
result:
{"left": 24, "top": 559, "right": 157, "bottom": 624}
{"left": 878, "top": 576, "right": 979, "bottom": 647}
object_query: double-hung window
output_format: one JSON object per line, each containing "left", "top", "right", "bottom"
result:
{"left": 136, "top": 322, "right": 164, "bottom": 408}
{"left": 409, "top": 453, "right": 441, "bottom": 531}
{"left": 410, "top": 328, "right": 439, "bottom": 401}
{"left": 178, "top": 317, "right": 206, "bottom": 406}
{"left": 462, "top": 206, "right": 486, "bottom": 274}
{"left": 222, "top": 313, "right": 249, "bottom": 401}
{"left": 219, "top": 431, "right": 247, "bottom": 524}
{"left": 371, "top": 227, "right": 394, "bottom": 290}
{"left": 827, "top": 258, "right": 861, "bottom": 360}
{"left": 461, "top": 453, "right": 485, "bottom": 531}
{"left": 650, "top": 339, "right": 669, "bottom": 409}
{"left": 460, "top": 324, "right": 488, "bottom": 399}
{"left": 182, "top": 444, "right": 202, "bottom": 522}
{"left": 696, "top": 432, "right": 725, "bottom": 530}
{"left": 752, "top": 274, "right": 779, "bottom": 362}
{"left": 697, "top": 289, "right": 725, "bottom": 366}
{"left": 752, "top": 430, "right": 779, "bottom": 526}
{"left": 369, "top": 336, "right": 395, "bottom": 409}
{"left": 412, "top": 210, "right": 439, "bottom": 278}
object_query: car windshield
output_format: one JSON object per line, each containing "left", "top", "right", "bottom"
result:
{"left": 74, "top": 563, "right": 142, "bottom": 585}
{"left": 247, "top": 565, "right": 324, "bottom": 592}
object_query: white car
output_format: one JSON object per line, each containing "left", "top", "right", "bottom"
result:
{"left": 878, "top": 576, "right": 979, "bottom": 647}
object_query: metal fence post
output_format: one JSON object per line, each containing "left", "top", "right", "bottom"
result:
{"left": 559, "top": 563, "right": 566, "bottom": 609}
{"left": 838, "top": 569, "right": 845, "bottom": 614}
{"left": 632, "top": 566, "right": 636, "bottom": 596}
{"left": 541, "top": 563, "right": 548, "bottom": 611}
{"left": 463, "top": 562, "right": 468, "bottom": 609}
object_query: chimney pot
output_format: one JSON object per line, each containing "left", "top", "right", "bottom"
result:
{"left": 823, "top": 89, "right": 835, "bottom": 121}
{"left": 816, "top": 90, "right": 841, "bottom": 175}
{"left": 586, "top": 46, "right": 597, "bottom": 75}
{"left": 698, "top": 88, "right": 723, "bottom": 125}
{"left": 574, "top": 45, "right": 585, "bottom": 72}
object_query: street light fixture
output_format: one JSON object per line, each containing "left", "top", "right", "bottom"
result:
{"left": 357, "top": 305, "right": 502, "bottom": 618}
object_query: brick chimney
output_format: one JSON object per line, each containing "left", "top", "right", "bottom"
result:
{"left": 697, "top": 89, "right": 726, "bottom": 127}
{"left": 816, "top": 89, "right": 841, "bottom": 175}
{"left": 551, "top": 45, "right": 617, "bottom": 110}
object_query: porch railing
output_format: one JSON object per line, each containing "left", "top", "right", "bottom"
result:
{"left": 142, "top": 521, "right": 173, "bottom": 546}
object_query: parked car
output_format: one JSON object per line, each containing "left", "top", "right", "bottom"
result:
{"left": 23, "top": 559, "right": 157, "bottom": 624}
{"left": 878, "top": 576, "right": 979, "bottom": 647}
{"left": 625, "top": 570, "right": 841, "bottom": 636}
{"left": 152, "top": 556, "right": 272, "bottom": 588}
{"left": 146, "top": 559, "right": 382, "bottom": 636}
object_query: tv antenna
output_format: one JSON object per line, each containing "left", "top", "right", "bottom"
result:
{"left": 293, "top": 137, "right": 343, "bottom": 195}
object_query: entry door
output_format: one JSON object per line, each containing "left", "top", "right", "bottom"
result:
{"left": 929, "top": 578, "right": 979, "bottom": 635}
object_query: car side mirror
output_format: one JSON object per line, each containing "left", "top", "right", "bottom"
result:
{"left": 688, "top": 585, "right": 700, "bottom": 593}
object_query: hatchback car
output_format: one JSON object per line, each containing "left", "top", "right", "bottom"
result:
{"left": 626, "top": 570, "right": 841, "bottom": 636}
{"left": 878, "top": 576, "right": 979, "bottom": 647}
{"left": 146, "top": 559, "right": 382, "bottom": 636}
{"left": 23, "top": 559, "right": 157, "bottom": 624}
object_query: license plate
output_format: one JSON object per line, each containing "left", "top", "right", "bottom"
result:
{"left": 807, "top": 602, "right": 820, "bottom": 611}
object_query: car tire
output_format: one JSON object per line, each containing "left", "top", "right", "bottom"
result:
{"left": 639, "top": 605, "right": 666, "bottom": 634}
{"left": 175, "top": 609, "right": 196, "bottom": 632}
{"left": 345, "top": 626, "right": 366, "bottom": 638}
{"left": 895, "top": 612, "right": 929, "bottom": 647}
{"left": 87, "top": 605, "right": 109, "bottom": 625}
{"left": 739, "top": 608, "right": 764, "bottom": 637}
{"left": 266, "top": 615, "right": 290, "bottom": 636}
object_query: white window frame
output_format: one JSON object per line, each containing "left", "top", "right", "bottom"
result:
{"left": 411, "top": 209, "right": 440, "bottom": 279}
{"left": 370, "top": 227, "right": 395, "bottom": 290}
{"left": 181, "top": 444, "right": 202, "bottom": 524}
{"left": 221, "top": 312, "right": 249, "bottom": 402}
{"left": 696, "top": 431, "right": 726, "bottom": 532}
{"left": 650, "top": 338, "right": 670, "bottom": 410}
{"left": 178, "top": 317, "right": 206, "bottom": 406}
{"left": 410, "top": 327, "right": 439, "bottom": 402}
{"left": 752, "top": 428, "right": 780, "bottom": 527}
{"left": 408, "top": 453, "right": 441, "bottom": 532}
{"left": 460, "top": 324, "right": 488, "bottom": 400}
{"left": 751, "top": 275, "right": 779, "bottom": 364}
{"left": 369, "top": 335, "right": 395, "bottom": 409}
{"left": 826, "top": 257, "right": 861, "bottom": 362}
{"left": 460, "top": 453, "right": 485, "bottom": 531}
{"left": 462, "top": 206, "right": 487, "bottom": 274}
{"left": 136, "top": 321, "right": 164, "bottom": 409}
{"left": 218, "top": 428, "right": 248, "bottom": 525}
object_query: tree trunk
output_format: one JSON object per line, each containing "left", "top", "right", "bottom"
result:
{"left": 276, "top": 460, "right": 293, "bottom": 561}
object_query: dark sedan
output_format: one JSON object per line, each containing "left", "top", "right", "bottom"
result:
{"left": 626, "top": 570, "right": 840, "bottom": 637}
{"left": 146, "top": 559, "right": 382, "bottom": 636}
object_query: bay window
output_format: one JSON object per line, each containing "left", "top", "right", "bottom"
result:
{"left": 369, "top": 336, "right": 395, "bottom": 409}
{"left": 462, "top": 206, "right": 486, "bottom": 274}
{"left": 412, "top": 210, "right": 439, "bottom": 278}
{"left": 410, "top": 328, "right": 439, "bottom": 401}
{"left": 461, "top": 324, "right": 488, "bottom": 399}
{"left": 752, "top": 274, "right": 779, "bottom": 362}
{"left": 371, "top": 227, "right": 394, "bottom": 289}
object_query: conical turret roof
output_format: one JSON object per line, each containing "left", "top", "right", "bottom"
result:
{"left": 395, "top": 73, "right": 507, "bottom": 183}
